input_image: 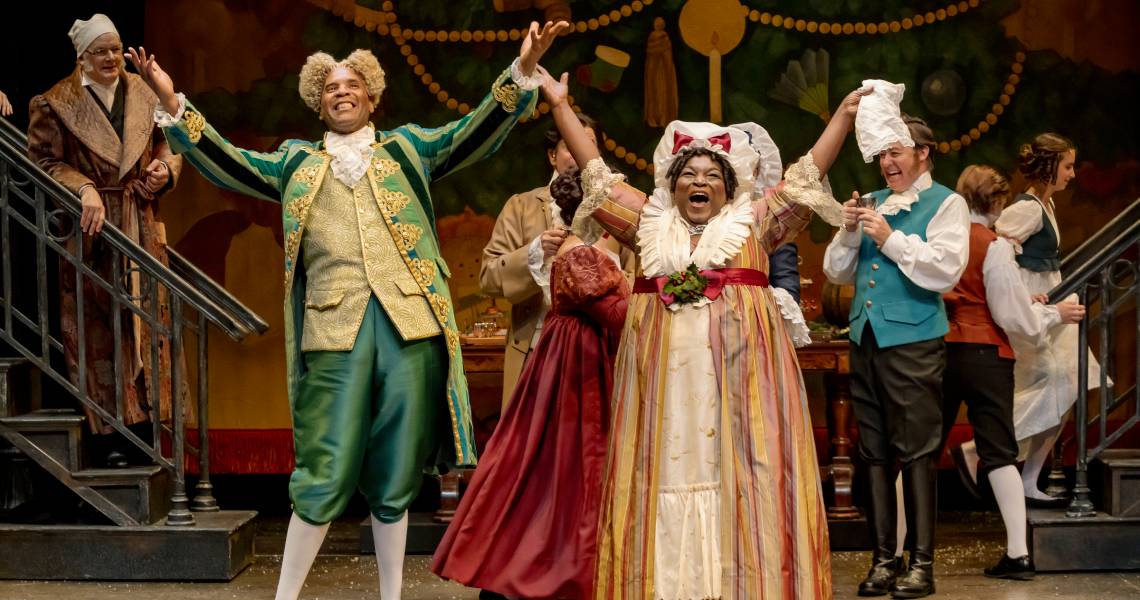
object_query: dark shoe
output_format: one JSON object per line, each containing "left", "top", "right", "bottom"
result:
{"left": 104, "top": 450, "right": 129, "bottom": 468}
{"left": 477, "top": 591, "right": 508, "bottom": 600}
{"left": 950, "top": 445, "right": 982, "bottom": 500}
{"left": 984, "top": 553, "right": 1036, "bottom": 580}
{"left": 890, "top": 564, "right": 935, "bottom": 598}
{"left": 1025, "top": 494, "right": 1067, "bottom": 508}
{"left": 858, "top": 556, "right": 903, "bottom": 596}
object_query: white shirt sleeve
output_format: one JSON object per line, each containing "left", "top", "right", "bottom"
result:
{"left": 877, "top": 193, "right": 970, "bottom": 293}
{"left": 983, "top": 238, "right": 1061, "bottom": 341}
{"left": 822, "top": 226, "right": 862, "bottom": 284}
{"left": 994, "top": 199, "right": 1044, "bottom": 253}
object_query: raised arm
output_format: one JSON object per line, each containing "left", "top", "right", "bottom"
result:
{"left": 543, "top": 71, "right": 601, "bottom": 168}
{"left": 540, "top": 70, "right": 645, "bottom": 248}
{"left": 394, "top": 21, "right": 567, "bottom": 181}
{"left": 761, "top": 89, "right": 868, "bottom": 250}
{"left": 810, "top": 88, "right": 867, "bottom": 177}
{"left": 128, "top": 47, "right": 292, "bottom": 203}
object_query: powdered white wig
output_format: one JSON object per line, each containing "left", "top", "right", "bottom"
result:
{"left": 298, "top": 49, "right": 386, "bottom": 113}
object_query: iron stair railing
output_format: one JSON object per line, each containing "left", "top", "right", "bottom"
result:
{"left": 1047, "top": 197, "right": 1140, "bottom": 518}
{"left": 0, "top": 115, "right": 267, "bottom": 525}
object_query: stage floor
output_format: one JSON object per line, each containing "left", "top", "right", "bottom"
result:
{"left": 1, "top": 512, "right": 1137, "bottom": 599}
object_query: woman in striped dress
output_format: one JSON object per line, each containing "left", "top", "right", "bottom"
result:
{"left": 539, "top": 70, "right": 860, "bottom": 599}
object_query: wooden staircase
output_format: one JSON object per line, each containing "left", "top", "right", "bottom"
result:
{"left": 0, "top": 410, "right": 171, "bottom": 526}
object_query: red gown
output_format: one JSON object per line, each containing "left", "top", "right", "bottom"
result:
{"left": 431, "top": 244, "right": 630, "bottom": 599}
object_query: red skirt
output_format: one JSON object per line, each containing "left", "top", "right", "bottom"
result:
{"left": 431, "top": 310, "right": 617, "bottom": 599}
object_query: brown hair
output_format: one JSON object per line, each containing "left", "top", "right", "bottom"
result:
{"left": 544, "top": 112, "right": 599, "bottom": 153}
{"left": 549, "top": 165, "right": 583, "bottom": 225}
{"left": 902, "top": 114, "right": 936, "bottom": 170}
{"left": 956, "top": 165, "right": 1011, "bottom": 215}
{"left": 1018, "top": 132, "right": 1075, "bottom": 185}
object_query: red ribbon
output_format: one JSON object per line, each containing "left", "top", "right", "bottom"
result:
{"left": 671, "top": 131, "right": 732, "bottom": 155}
{"left": 633, "top": 268, "right": 769, "bottom": 306}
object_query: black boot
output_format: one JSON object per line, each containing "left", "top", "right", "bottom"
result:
{"left": 892, "top": 456, "right": 937, "bottom": 598}
{"left": 859, "top": 464, "right": 903, "bottom": 596}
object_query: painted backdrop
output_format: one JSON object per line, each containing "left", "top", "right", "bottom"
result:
{"left": 139, "top": 0, "right": 1140, "bottom": 471}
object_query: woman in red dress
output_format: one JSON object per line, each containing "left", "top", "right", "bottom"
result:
{"left": 431, "top": 166, "right": 630, "bottom": 599}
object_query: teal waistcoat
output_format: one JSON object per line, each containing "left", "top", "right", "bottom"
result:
{"left": 1011, "top": 194, "right": 1060, "bottom": 272}
{"left": 849, "top": 182, "right": 954, "bottom": 348}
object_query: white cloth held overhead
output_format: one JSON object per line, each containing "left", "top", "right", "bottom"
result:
{"left": 854, "top": 79, "right": 914, "bottom": 163}
{"left": 70, "top": 13, "right": 119, "bottom": 57}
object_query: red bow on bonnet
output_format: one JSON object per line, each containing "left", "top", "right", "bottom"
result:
{"left": 672, "top": 131, "right": 732, "bottom": 155}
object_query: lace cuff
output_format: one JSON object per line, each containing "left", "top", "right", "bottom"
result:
{"left": 527, "top": 235, "right": 552, "bottom": 305}
{"left": 153, "top": 93, "right": 187, "bottom": 127}
{"left": 781, "top": 152, "right": 845, "bottom": 226}
{"left": 574, "top": 157, "right": 624, "bottom": 244}
{"left": 770, "top": 287, "right": 812, "bottom": 348}
{"left": 509, "top": 57, "right": 544, "bottom": 91}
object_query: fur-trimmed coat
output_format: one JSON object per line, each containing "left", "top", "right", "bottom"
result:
{"left": 27, "top": 67, "right": 183, "bottom": 432}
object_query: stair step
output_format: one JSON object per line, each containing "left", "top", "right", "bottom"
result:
{"left": 0, "top": 510, "right": 257, "bottom": 580}
{"left": 0, "top": 412, "right": 85, "bottom": 471}
{"left": 1096, "top": 449, "right": 1140, "bottom": 517}
{"left": 73, "top": 465, "right": 172, "bottom": 525}
{"left": 1029, "top": 507, "right": 1140, "bottom": 571}
{"left": 73, "top": 465, "right": 166, "bottom": 482}
{"left": 0, "top": 411, "right": 86, "bottom": 429}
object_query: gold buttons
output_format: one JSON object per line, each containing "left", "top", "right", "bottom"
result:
{"left": 866, "top": 300, "right": 873, "bottom": 307}
{"left": 869, "top": 280, "right": 876, "bottom": 288}
{"left": 871, "top": 263, "right": 880, "bottom": 271}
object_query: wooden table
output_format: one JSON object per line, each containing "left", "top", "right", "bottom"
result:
{"left": 795, "top": 339, "right": 860, "bottom": 520}
{"left": 434, "top": 337, "right": 861, "bottom": 522}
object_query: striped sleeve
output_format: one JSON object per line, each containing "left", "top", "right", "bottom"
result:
{"left": 161, "top": 101, "right": 289, "bottom": 203}
{"left": 390, "top": 66, "right": 538, "bottom": 182}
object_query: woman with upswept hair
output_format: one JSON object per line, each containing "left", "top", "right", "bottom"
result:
{"left": 976, "top": 133, "right": 1106, "bottom": 507}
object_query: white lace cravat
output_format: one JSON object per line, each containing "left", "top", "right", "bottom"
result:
{"left": 325, "top": 126, "right": 375, "bottom": 187}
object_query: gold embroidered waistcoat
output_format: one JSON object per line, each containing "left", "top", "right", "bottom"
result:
{"left": 300, "top": 174, "right": 441, "bottom": 351}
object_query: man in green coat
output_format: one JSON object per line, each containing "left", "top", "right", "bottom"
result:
{"left": 128, "top": 20, "right": 566, "bottom": 600}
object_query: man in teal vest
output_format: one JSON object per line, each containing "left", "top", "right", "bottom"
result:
{"left": 824, "top": 114, "right": 969, "bottom": 598}
{"left": 128, "top": 21, "right": 567, "bottom": 600}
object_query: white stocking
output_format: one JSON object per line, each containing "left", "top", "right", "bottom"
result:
{"left": 960, "top": 440, "right": 980, "bottom": 483}
{"left": 275, "top": 512, "right": 330, "bottom": 600}
{"left": 988, "top": 465, "right": 1029, "bottom": 558}
{"left": 371, "top": 512, "right": 409, "bottom": 600}
{"left": 1021, "top": 425, "right": 1061, "bottom": 500}
{"left": 894, "top": 472, "right": 906, "bottom": 558}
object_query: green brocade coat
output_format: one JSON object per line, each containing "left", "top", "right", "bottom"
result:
{"left": 162, "top": 67, "right": 537, "bottom": 468}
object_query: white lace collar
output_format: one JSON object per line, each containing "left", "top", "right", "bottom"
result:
{"left": 638, "top": 187, "right": 753, "bottom": 278}
{"left": 324, "top": 125, "right": 375, "bottom": 187}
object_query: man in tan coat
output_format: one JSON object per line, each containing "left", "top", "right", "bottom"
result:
{"left": 480, "top": 113, "right": 633, "bottom": 406}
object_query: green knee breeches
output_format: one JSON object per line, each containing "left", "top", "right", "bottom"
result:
{"left": 289, "top": 297, "right": 447, "bottom": 524}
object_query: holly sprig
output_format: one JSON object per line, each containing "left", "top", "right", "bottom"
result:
{"left": 662, "top": 264, "right": 708, "bottom": 305}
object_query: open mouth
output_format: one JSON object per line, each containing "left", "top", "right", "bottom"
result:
{"left": 688, "top": 192, "right": 710, "bottom": 205}
{"left": 333, "top": 101, "right": 355, "bottom": 111}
